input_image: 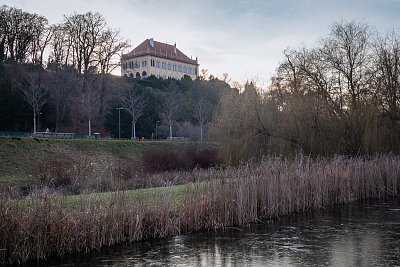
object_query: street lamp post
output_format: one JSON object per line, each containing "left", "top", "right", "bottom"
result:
{"left": 116, "top": 107, "right": 123, "bottom": 139}
{"left": 155, "top": 121, "right": 160, "bottom": 140}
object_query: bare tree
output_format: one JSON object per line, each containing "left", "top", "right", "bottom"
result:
{"left": 49, "top": 24, "right": 71, "bottom": 65}
{"left": 80, "top": 75, "right": 100, "bottom": 136}
{"left": 29, "top": 20, "right": 54, "bottom": 66}
{"left": 96, "top": 28, "right": 130, "bottom": 114}
{"left": 20, "top": 72, "right": 48, "bottom": 133}
{"left": 47, "top": 64, "right": 80, "bottom": 131}
{"left": 321, "top": 20, "right": 371, "bottom": 112}
{"left": 120, "top": 86, "right": 145, "bottom": 139}
{"left": 0, "top": 6, "right": 48, "bottom": 63}
{"left": 193, "top": 96, "right": 210, "bottom": 140}
{"left": 0, "top": 6, "right": 7, "bottom": 62}
{"left": 372, "top": 30, "right": 400, "bottom": 120}
{"left": 63, "top": 12, "right": 106, "bottom": 75}
{"left": 160, "top": 92, "right": 180, "bottom": 139}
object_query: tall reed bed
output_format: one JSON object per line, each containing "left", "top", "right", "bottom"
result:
{"left": 1, "top": 155, "right": 400, "bottom": 264}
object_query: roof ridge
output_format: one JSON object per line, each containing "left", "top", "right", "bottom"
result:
{"left": 122, "top": 38, "right": 198, "bottom": 65}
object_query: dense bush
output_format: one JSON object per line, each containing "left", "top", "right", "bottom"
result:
{"left": 142, "top": 145, "right": 219, "bottom": 172}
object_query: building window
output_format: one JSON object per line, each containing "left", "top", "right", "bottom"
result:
{"left": 151, "top": 58, "right": 155, "bottom": 67}
{"left": 135, "top": 60, "right": 139, "bottom": 68}
{"left": 162, "top": 61, "right": 166, "bottom": 69}
{"left": 195, "top": 68, "right": 197, "bottom": 75}
{"left": 178, "top": 64, "right": 182, "bottom": 72}
{"left": 142, "top": 60, "right": 147, "bottom": 67}
{"left": 167, "top": 62, "right": 171, "bottom": 70}
{"left": 188, "top": 67, "right": 192, "bottom": 74}
{"left": 183, "top": 66, "right": 187, "bottom": 73}
{"left": 156, "top": 60, "right": 160, "bottom": 68}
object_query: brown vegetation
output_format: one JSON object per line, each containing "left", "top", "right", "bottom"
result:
{"left": 211, "top": 21, "right": 400, "bottom": 162}
{"left": 1, "top": 154, "right": 399, "bottom": 264}
{"left": 142, "top": 145, "right": 218, "bottom": 172}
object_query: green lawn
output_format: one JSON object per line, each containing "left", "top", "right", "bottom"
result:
{"left": 16, "top": 182, "right": 205, "bottom": 210}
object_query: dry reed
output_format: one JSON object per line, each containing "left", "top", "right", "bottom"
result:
{"left": 1, "top": 154, "right": 400, "bottom": 264}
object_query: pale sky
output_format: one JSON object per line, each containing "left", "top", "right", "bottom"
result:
{"left": 2, "top": 0, "right": 400, "bottom": 83}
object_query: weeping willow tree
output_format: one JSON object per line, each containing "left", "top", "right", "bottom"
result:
{"left": 211, "top": 21, "right": 400, "bottom": 163}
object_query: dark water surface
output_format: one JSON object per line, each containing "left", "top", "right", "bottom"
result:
{"left": 41, "top": 198, "right": 400, "bottom": 267}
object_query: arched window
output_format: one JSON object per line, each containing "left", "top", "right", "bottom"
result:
{"left": 142, "top": 71, "right": 147, "bottom": 77}
{"left": 124, "top": 74, "right": 128, "bottom": 78}
{"left": 129, "top": 73, "right": 134, "bottom": 78}
{"left": 136, "top": 72, "right": 141, "bottom": 79}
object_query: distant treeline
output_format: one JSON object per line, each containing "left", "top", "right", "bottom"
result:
{"left": 0, "top": 62, "right": 232, "bottom": 139}
{"left": 211, "top": 21, "right": 400, "bottom": 162}
{"left": 0, "top": 5, "right": 232, "bottom": 139}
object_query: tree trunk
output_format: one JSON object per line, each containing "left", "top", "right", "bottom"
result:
{"left": 133, "top": 121, "right": 136, "bottom": 139}
{"left": 88, "top": 118, "right": 91, "bottom": 137}
{"left": 33, "top": 112, "right": 37, "bottom": 134}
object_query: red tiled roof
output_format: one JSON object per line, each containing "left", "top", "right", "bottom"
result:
{"left": 122, "top": 39, "right": 198, "bottom": 65}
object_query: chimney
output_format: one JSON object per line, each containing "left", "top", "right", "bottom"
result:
{"left": 174, "top": 42, "right": 177, "bottom": 55}
{"left": 149, "top": 38, "right": 154, "bottom": 48}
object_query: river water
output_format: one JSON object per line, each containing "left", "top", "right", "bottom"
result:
{"left": 42, "top": 198, "right": 400, "bottom": 267}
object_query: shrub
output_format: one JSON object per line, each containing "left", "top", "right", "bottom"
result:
{"left": 142, "top": 147, "right": 179, "bottom": 172}
{"left": 32, "top": 158, "right": 74, "bottom": 187}
{"left": 142, "top": 146, "right": 219, "bottom": 172}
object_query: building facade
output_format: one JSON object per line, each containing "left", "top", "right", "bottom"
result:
{"left": 121, "top": 38, "right": 199, "bottom": 80}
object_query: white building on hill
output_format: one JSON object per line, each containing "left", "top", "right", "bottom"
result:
{"left": 121, "top": 38, "right": 199, "bottom": 80}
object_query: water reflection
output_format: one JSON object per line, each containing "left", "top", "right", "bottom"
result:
{"left": 42, "top": 198, "right": 400, "bottom": 267}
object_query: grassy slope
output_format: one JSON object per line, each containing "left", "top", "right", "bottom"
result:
{"left": 18, "top": 183, "right": 194, "bottom": 209}
{"left": 0, "top": 137, "right": 190, "bottom": 187}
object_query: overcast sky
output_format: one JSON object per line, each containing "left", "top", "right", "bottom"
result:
{"left": 2, "top": 0, "right": 400, "bottom": 83}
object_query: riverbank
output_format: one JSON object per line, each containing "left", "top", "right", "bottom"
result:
{"left": 38, "top": 198, "right": 400, "bottom": 266}
{"left": 1, "top": 155, "right": 399, "bottom": 264}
